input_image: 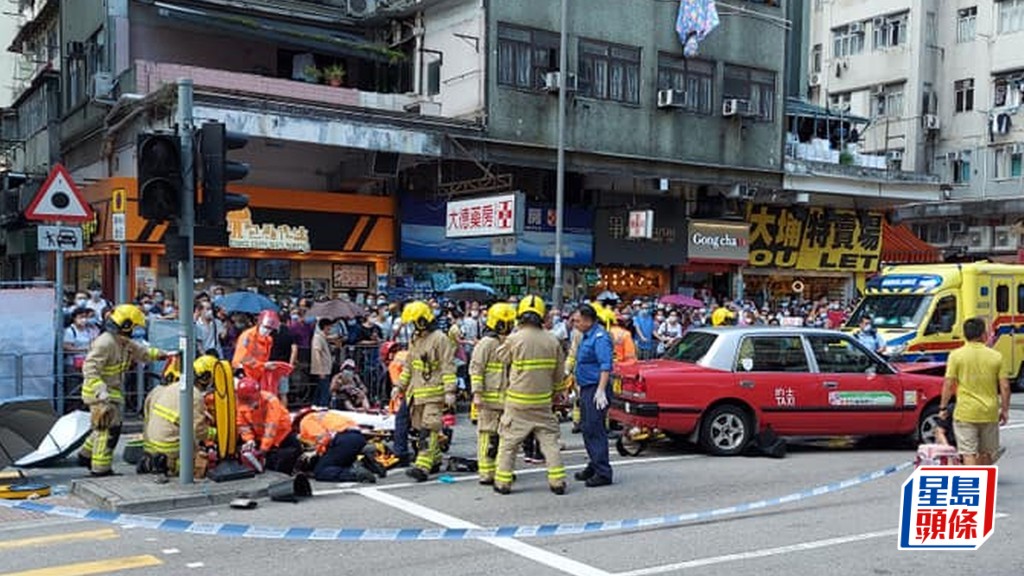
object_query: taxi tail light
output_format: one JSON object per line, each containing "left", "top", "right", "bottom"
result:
{"left": 622, "top": 375, "right": 647, "bottom": 397}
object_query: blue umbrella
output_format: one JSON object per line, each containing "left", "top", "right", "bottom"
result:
{"left": 444, "top": 282, "right": 497, "bottom": 301}
{"left": 214, "top": 292, "right": 278, "bottom": 314}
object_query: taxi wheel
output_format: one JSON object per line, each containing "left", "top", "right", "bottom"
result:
{"left": 615, "top": 435, "right": 646, "bottom": 457}
{"left": 917, "top": 404, "right": 940, "bottom": 445}
{"left": 700, "top": 404, "right": 752, "bottom": 456}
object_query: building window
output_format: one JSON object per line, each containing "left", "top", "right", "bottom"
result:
{"left": 994, "top": 145, "right": 1024, "bottom": 179}
{"left": 496, "top": 23, "right": 560, "bottom": 91}
{"left": 922, "top": 82, "right": 937, "bottom": 114}
{"left": 811, "top": 44, "right": 822, "bottom": 73}
{"left": 723, "top": 65, "right": 776, "bottom": 121}
{"left": 872, "top": 83, "right": 904, "bottom": 118}
{"left": 952, "top": 151, "right": 972, "bottom": 184}
{"left": 999, "top": 0, "right": 1024, "bottom": 34}
{"left": 829, "top": 91, "right": 852, "bottom": 112}
{"left": 578, "top": 39, "right": 641, "bottom": 104}
{"left": 958, "top": 7, "right": 978, "bottom": 42}
{"left": 656, "top": 55, "right": 714, "bottom": 114}
{"left": 955, "top": 79, "right": 975, "bottom": 113}
{"left": 832, "top": 23, "right": 865, "bottom": 57}
{"left": 873, "top": 12, "right": 909, "bottom": 49}
{"left": 993, "top": 71, "right": 1024, "bottom": 108}
{"left": 426, "top": 60, "right": 442, "bottom": 96}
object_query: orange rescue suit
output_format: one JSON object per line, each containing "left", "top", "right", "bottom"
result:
{"left": 232, "top": 326, "right": 273, "bottom": 382}
{"left": 610, "top": 325, "right": 637, "bottom": 365}
{"left": 237, "top": 391, "right": 291, "bottom": 452}
{"left": 299, "top": 411, "right": 361, "bottom": 455}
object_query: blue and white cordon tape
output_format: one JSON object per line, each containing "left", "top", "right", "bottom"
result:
{"left": 0, "top": 461, "right": 913, "bottom": 541}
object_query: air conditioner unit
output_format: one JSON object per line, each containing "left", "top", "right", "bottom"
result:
{"left": 542, "top": 71, "right": 577, "bottom": 93}
{"left": 887, "top": 150, "right": 904, "bottom": 161}
{"left": 722, "top": 98, "right": 752, "bottom": 117}
{"left": 948, "top": 221, "right": 966, "bottom": 235}
{"left": 403, "top": 100, "right": 442, "bottom": 116}
{"left": 872, "top": 85, "right": 885, "bottom": 96}
{"left": 849, "top": 22, "right": 864, "bottom": 34}
{"left": 994, "top": 225, "right": 1013, "bottom": 248}
{"left": 967, "top": 226, "right": 992, "bottom": 250}
{"left": 657, "top": 89, "right": 686, "bottom": 109}
{"left": 947, "top": 151, "right": 962, "bottom": 161}
{"left": 1009, "top": 143, "right": 1024, "bottom": 155}
{"left": 923, "top": 114, "right": 940, "bottom": 131}
{"left": 809, "top": 73, "right": 822, "bottom": 87}
{"left": 90, "top": 72, "right": 115, "bottom": 99}
{"left": 726, "top": 183, "right": 753, "bottom": 199}
{"left": 346, "top": 0, "right": 377, "bottom": 17}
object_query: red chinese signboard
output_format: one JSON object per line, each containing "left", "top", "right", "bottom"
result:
{"left": 445, "top": 193, "right": 520, "bottom": 238}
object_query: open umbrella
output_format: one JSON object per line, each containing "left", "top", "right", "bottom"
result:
{"left": 596, "top": 290, "right": 620, "bottom": 303}
{"left": 215, "top": 292, "right": 279, "bottom": 315}
{"left": 0, "top": 397, "right": 58, "bottom": 469}
{"left": 444, "top": 282, "right": 497, "bottom": 301}
{"left": 15, "top": 410, "right": 91, "bottom": 468}
{"left": 308, "top": 299, "right": 367, "bottom": 320}
{"left": 660, "top": 294, "right": 705, "bottom": 308}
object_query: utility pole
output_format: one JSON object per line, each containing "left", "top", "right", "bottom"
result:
{"left": 177, "top": 79, "right": 196, "bottom": 485}
{"left": 552, "top": 0, "right": 568, "bottom": 310}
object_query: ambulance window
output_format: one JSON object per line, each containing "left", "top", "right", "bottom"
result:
{"left": 926, "top": 296, "right": 957, "bottom": 335}
{"left": 997, "top": 286, "right": 1010, "bottom": 313}
{"left": 1018, "top": 285, "right": 1024, "bottom": 314}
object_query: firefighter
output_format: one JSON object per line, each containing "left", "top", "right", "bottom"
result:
{"left": 232, "top": 310, "right": 278, "bottom": 383}
{"left": 78, "top": 304, "right": 171, "bottom": 476}
{"left": 236, "top": 377, "right": 301, "bottom": 474}
{"left": 493, "top": 295, "right": 568, "bottom": 495}
{"left": 138, "top": 354, "right": 217, "bottom": 477}
{"left": 470, "top": 302, "right": 516, "bottom": 485}
{"left": 297, "top": 410, "right": 385, "bottom": 483}
{"left": 391, "top": 300, "right": 457, "bottom": 482}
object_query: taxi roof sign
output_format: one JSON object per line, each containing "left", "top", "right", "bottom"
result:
{"left": 24, "top": 164, "right": 94, "bottom": 223}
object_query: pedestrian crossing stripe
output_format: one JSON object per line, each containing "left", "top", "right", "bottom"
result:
{"left": 0, "top": 461, "right": 913, "bottom": 542}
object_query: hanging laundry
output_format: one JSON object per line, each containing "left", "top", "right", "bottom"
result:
{"left": 675, "top": 0, "right": 721, "bottom": 57}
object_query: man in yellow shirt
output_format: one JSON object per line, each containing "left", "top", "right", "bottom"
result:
{"left": 940, "top": 317, "right": 1011, "bottom": 466}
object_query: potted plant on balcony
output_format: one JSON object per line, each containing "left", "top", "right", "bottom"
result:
{"left": 324, "top": 64, "right": 346, "bottom": 87}
{"left": 303, "top": 64, "right": 322, "bottom": 84}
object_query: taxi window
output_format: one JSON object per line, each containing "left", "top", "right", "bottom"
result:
{"left": 808, "top": 335, "right": 879, "bottom": 374}
{"left": 735, "top": 336, "right": 809, "bottom": 373}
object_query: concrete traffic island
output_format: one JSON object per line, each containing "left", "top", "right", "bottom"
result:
{"left": 71, "top": 471, "right": 292, "bottom": 514}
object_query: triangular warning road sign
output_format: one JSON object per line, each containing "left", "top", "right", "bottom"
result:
{"left": 25, "top": 163, "right": 94, "bottom": 223}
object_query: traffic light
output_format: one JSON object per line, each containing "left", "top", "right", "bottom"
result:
{"left": 199, "top": 122, "right": 250, "bottom": 227}
{"left": 137, "top": 133, "right": 182, "bottom": 222}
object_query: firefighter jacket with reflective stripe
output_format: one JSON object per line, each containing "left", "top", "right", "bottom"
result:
{"left": 498, "top": 326, "right": 566, "bottom": 410}
{"left": 237, "top": 391, "right": 291, "bottom": 452}
{"left": 82, "top": 332, "right": 159, "bottom": 406}
{"left": 232, "top": 326, "right": 273, "bottom": 382}
{"left": 469, "top": 334, "right": 505, "bottom": 409}
{"left": 142, "top": 383, "right": 209, "bottom": 456}
{"left": 610, "top": 326, "right": 637, "bottom": 365}
{"left": 397, "top": 329, "right": 456, "bottom": 404}
{"left": 565, "top": 330, "right": 583, "bottom": 375}
{"left": 298, "top": 411, "right": 360, "bottom": 455}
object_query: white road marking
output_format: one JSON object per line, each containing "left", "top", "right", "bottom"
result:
{"left": 162, "top": 548, "right": 180, "bottom": 555}
{"left": 616, "top": 513, "right": 1009, "bottom": 575}
{"left": 357, "top": 487, "right": 613, "bottom": 576}
{"left": 315, "top": 454, "right": 699, "bottom": 497}
{"left": 186, "top": 562, "right": 205, "bottom": 569}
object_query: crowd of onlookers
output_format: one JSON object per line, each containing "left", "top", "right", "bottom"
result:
{"left": 59, "top": 281, "right": 860, "bottom": 406}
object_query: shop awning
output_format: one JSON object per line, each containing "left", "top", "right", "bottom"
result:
{"left": 881, "top": 221, "right": 942, "bottom": 264}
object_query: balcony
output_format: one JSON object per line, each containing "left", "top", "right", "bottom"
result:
{"left": 132, "top": 60, "right": 424, "bottom": 115}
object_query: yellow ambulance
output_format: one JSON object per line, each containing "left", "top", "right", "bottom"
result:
{"left": 845, "top": 262, "right": 1024, "bottom": 390}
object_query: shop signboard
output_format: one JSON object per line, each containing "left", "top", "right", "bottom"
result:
{"left": 594, "top": 196, "right": 686, "bottom": 266}
{"left": 628, "top": 210, "right": 654, "bottom": 239}
{"left": 332, "top": 263, "right": 373, "bottom": 290}
{"left": 400, "top": 198, "right": 592, "bottom": 266}
{"left": 746, "top": 205, "right": 883, "bottom": 272}
{"left": 134, "top": 267, "right": 157, "bottom": 294}
{"left": 228, "top": 208, "right": 311, "bottom": 252}
{"left": 444, "top": 193, "right": 524, "bottom": 238}
{"left": 686, "top": 220, "right": 749, "bottom": 263}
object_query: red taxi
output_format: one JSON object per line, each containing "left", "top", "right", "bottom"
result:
{"left": 610, "top": 327, "right": 945, "bottom": 455}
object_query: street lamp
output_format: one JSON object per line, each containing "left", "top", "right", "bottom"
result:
{"left": 552, "top": 0, "right": 568, "bottom": 309}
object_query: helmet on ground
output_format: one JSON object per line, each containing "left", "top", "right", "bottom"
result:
{"left": 517, "top": 295, "right": 546, "bottom": 320}
{"left": 258, "top": 310, "right": 281, "bottom": 331}
{"left": 194, "top": 354, "right": 220, "bottom": 385}
{"left": 401, "top": 300, "right": 435, "bottom": 330}
{"left": 486, "top": 302, "right": 517, "bottom": 335}
{"left": 108, "top": 304, "right": 146, "bottom": 336}
{"left": 236, "top": 377, "right": 261, "bottom": 403}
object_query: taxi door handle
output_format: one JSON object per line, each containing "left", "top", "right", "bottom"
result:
{"left": 739, "top": 380, "right": 755, "bottom": 389}
{"left": 823, "top": 381, "right": 839, "bottom": 389}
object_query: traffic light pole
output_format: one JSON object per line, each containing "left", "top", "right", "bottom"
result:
{"left": 177, "top": 79, "right": 196, "bottom": 485}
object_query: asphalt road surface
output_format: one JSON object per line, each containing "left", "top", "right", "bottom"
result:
{"left": 2, "top": 412, "right": 1024, "bottom": 576}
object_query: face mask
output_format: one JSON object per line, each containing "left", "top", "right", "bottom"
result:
{"left": 154, "top": 295, "right": 164, "bottom": 304}
{"left": 75, "top": 298, "right": 87, "bottom": 307}
{"left": 89, "top": 290, "right": 101, "bottom": 299}
{"left": 164, "top": 306, "right": 175, "bottom": 315}
{"left": 470, "top": 311, "right": 479, "bottom": 318}
{"left": 305, "top": 315, "right": 316, "bottom": 324}
{"left": 291, "top": 314, "right": 300, "bottom": 322}
{"left": 258, "top": 326, "right": 272, "bottom": 337}
{"left": 203, "top": 310, "right": 214, "bottom": 319}
{"left": 75, "top": 317, "right": 88, "bottom": 327}
{"left": 668, "top": 317, "right": 679, "bottom": 324}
